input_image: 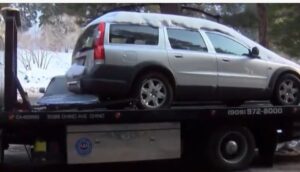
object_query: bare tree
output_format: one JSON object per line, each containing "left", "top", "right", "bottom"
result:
{"left": 257, "top": 4, "right": 268, "bottom": 47}
{"left": 160, "top": 4, "right": 181, "bottom": 14}
{"left": 40, "top": 14, "right": 81, "bottom": 51}
{"left": 18, "top": 13, "right": 81, "bottom": 52}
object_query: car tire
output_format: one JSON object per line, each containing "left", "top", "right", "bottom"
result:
{"left": 272, "top": 73, "right": 300, "bottom": 105}
{"left": 206, "top": 126, "right": 256, "bottom": 171}
{"left": 133, "top": 72, "right": 173, "bottom": 109}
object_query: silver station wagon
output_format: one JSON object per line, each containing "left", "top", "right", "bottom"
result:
{"left": 66, "top": 11, "right": 300, "bottom": 109}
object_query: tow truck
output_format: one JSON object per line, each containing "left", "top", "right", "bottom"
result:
{"left": 1, "top": 8, "right": 300, "bottom": 171}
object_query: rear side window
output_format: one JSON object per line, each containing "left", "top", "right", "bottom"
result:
{"left": 167, "top": 28, "right": 207, "bottom": 52}
{"left": 206, "top": 32, "right": 249, "bottom": 56}
{"left": 109, "top": 24, "right": 159, "bottom": 45}
{"left": 73, "top": 24, "right": 97, "bottom": 56}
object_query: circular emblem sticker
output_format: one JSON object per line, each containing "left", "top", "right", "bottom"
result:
{"left": 75, "top": 138, "right": 92, "bottom": 156}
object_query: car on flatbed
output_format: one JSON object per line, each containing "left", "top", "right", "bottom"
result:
{"left": 66, "top": 11, "right": 300, "bottom": 109}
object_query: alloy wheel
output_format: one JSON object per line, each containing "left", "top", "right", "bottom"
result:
{"left": 278, "top": 79, "right": 299, "bottom": 104}
{"left": 140, "top": 78, "right": 167, "bottom": 109}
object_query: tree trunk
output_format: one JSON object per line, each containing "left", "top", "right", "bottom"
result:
{"left": 159, "top": 4, "right": 181, "bottom": 15}
{"left": 257, "top": 4, "right": 268, "bottom": 48}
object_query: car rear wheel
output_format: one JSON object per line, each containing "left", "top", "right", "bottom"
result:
{"left": 272, "top": 74, "right": 300, "bottom": 105}
{"left": 133, "top": 72, "right": 173, "bottom": 109}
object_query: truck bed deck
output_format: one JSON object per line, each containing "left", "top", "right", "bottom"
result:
{"left": 1, "top": 104, "right": 299, "bottom": 125}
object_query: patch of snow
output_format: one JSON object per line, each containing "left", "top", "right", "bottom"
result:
{"left": 38, "top": 93, "right": 99, "bottom": 105}
{"left": 36, "top": 76, "right": 99, "bottom": 106}
{"left": 17, "top": 49, "right": 72, "bottom": 98}
{"left": 88, "top": 11, "right": 233, "bottom": 32}
{"left": 65, "top": 64, "right": 85, "bottom": 78}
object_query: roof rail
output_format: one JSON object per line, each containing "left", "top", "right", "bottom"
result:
{"left": 99, "top": 4, "right": 221, "bottom": 23}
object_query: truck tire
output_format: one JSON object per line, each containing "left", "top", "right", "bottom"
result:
{"left": 206, "top": 126, "right": 255, "bottom": 171}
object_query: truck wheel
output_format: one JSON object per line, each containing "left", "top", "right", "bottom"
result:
{"left": 133, "top": 72, "right": 173, "bottom": 109}
{"left": 272, "top": 74, "right": 300, "bottom": 105}
{"left": 206, "top": 127, "right": 255, "bottom": 171}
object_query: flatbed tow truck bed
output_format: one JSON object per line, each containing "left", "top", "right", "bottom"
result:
{"left": 1, "top": 105, "right": 299, "bottom": 126}
{"left": 1, "top": 8, "right": 300, "bottom": 171}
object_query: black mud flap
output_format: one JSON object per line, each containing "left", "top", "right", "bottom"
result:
{"left": 0, "top": 129, "right": 3, "bottom": 164}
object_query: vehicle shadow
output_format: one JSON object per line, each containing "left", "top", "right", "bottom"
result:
{"left": 274, "top": 154, "right": 300, "bottom": 164}
{"left": 2, "top": 154, "right": 300, "bottom": 172}
{"left": 0, "top": 159, "right": 216, "bottom": 172}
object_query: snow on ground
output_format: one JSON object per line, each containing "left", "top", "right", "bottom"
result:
{"left": 17, "top": 49, "right": 72, "bottom": 98}
{"left": 15, "top": 10, "right": 73, "bottom": 99}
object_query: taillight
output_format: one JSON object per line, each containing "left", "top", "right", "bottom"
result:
{"left": 94, "top": 22, "right": 105, "bottom": 61}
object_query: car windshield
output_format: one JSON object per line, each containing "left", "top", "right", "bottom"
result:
{"left": 72, "top": 24, "right": 98, "bottom": 57}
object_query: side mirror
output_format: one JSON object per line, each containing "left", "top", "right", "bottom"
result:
{"left": 39, "top": 87, "right": 46, "bottom": 94}
{"left": 251, "top": 47, "right": 259, "bottom": 57}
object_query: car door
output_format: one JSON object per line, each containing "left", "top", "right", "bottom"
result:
{"left": 205, "top": 31, "right": 269, "bottom": 100}
{"left": 166, "top": 28, "right": 218, "bottom": 100}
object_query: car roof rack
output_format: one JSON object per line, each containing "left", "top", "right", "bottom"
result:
{"left": 86, "top": 4, "right": 222, "bottom": 25}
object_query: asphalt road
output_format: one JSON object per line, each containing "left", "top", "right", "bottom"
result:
{"left": 2, "top": 145, "right": 300, "bottom": 172}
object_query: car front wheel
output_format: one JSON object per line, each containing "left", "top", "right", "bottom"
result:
{"left": 133, "top": 72, "right": 173, "bottom": 109}
{"left": 272, "top": 74, "right": 300, "bottom": 105}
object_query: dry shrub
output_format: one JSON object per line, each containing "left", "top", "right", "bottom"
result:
{"left": 18, "top": 49, "right": 52, "bottom": 71}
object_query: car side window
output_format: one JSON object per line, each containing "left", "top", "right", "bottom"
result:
{"left": 206, "top": 32, "right": 249, "bottom": 56}
{"left": 167, "top": 28, "right": 208, "bottom": 52}
{"left": 73, "top": 24, "right": 98, "bottom": 56}
{"left": 109, "top": 24, "right": 159, "bottom": 45}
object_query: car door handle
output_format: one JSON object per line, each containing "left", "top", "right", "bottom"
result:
{"left": 222, "top": 58, "right": 230, "bottom": 62}
{"left": 174, "top": 54, "right": 183, "bottom": 58}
